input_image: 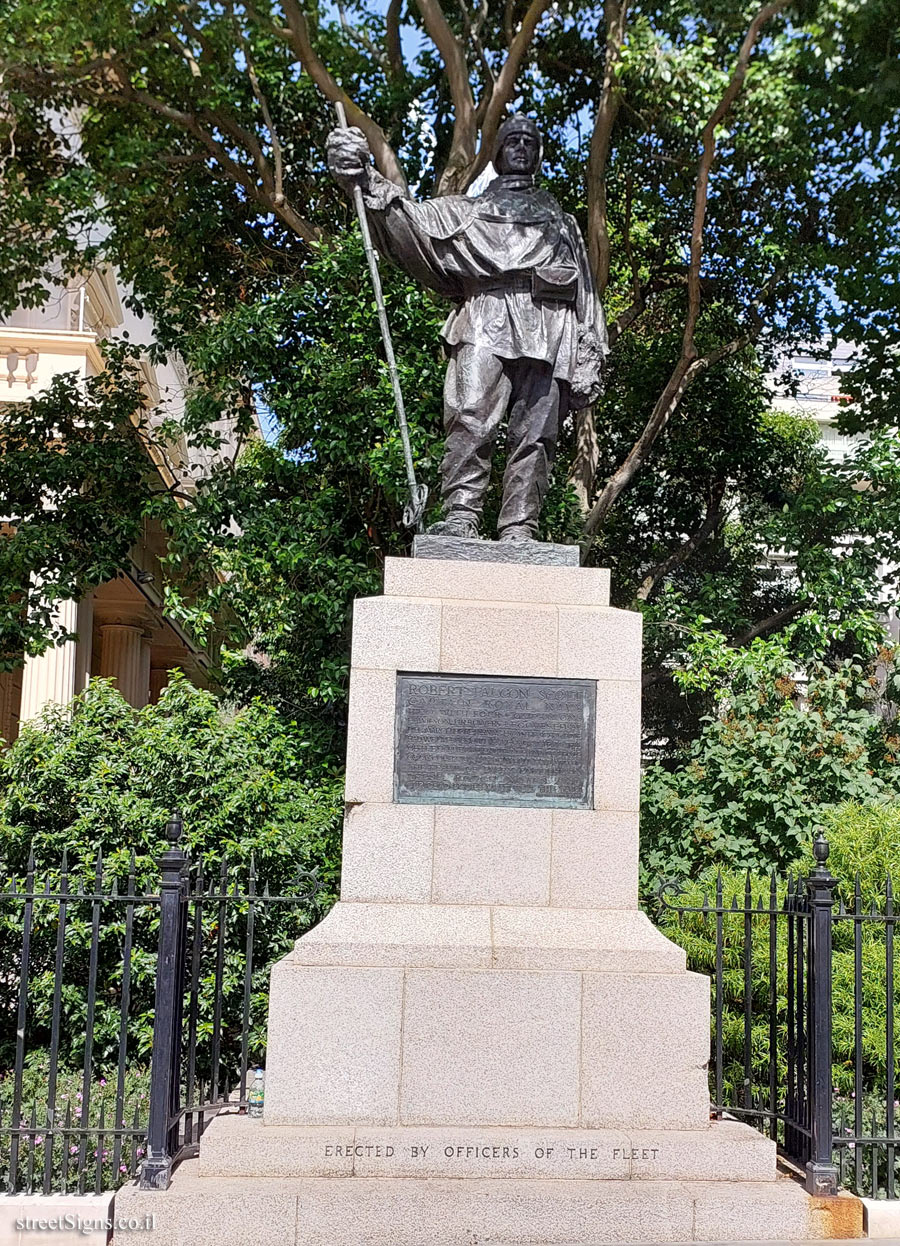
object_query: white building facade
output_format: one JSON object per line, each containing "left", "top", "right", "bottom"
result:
{"left": 1, "top": 269, "right": 246, "bottom": 743}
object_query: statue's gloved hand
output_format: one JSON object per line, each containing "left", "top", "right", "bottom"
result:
{"left": 570, "top": 325, "right": 608, "bottom": 411}
{"left": 326, "top": 126, "right": 372, "bottom": 186}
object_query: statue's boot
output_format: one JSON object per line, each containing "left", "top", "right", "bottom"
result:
{"left": 427, "top": 509, "right": 480, "bottom": 538}
{"left": 498, "top": 523, "right": 536, "bottom": 542}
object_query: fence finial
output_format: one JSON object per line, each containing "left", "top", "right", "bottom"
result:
{"left": 812, "top": 831, "right": 830, "bottom": 869}
{"left": 166, "top": 811, "right": 184, "bottom": 844}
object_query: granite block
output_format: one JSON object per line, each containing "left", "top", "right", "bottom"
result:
{"left": 862, "top": 1193, "right": 900, "bottom": 1238}
{"left": 432, "top": 805, "right": 551, "bottom": 905}
{"left": 264, "top": 961, "right": 403, "bottom": 1125}
{"left": 581, "top": 971, "right": 711, "bottom": 1129}
{"left": 400, "top": 968, "right": 581, "bottom": 1126}
{"left": 343, "top": 667, "right": 396, "bottom": 803}
{"left": 293, "top": 1177, "right": 697, "bottom": 1245}
{"left": 489, "top": 907, "right": 686, "bottom": 972}
{"left": 196, "top": 1119, "right": 777, "bottom": 1184}
{"left": 5, "top": 1192, "right": 114, "bottom": 1246}
{"left": 627, "top": 1121, "right": 776, "bottom": 1182}
{"left": 550, "top": 809, "right": 639, "bottom": 908}
{"left": 290, "top": 901, "right": 492, "bottom": 968}
{"left": 413, "top": 534, "right": 579, "bottom": 565}
{"left": 114, "top": 1164, "right": 297, "bottom": 1245}
{"left": 691, "top": 1176, "right": 817, "bottom": 1240}
{"left": 350, "top": 595, "right": 441, "bottom": 671}
{"left": 558, "top": 605, "right": 642, "bottom": 681}
{"left": 593, "top": 679, "right": 642, "bottom": 811}
{"left": 384, "top": 556, "right": 610, "bottom": 608}
{"left": 340, "top": 804, "right": 434, "bottom": 903}
{"left": 197, "top": 1115, "right": 357, "bottom": 1178}
{"left": 440, "top": 602, "right": 558, "bottom": 677}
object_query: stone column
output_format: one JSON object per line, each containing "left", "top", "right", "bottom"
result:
{"left": 138, "top": 638, "right": 152, "bottom": 710}
{"left": 98, "top": 623, "right": 145, "bottom": 708}
{"left": 74, "top": 593, "right": 94, "bottom": 695}
{"left": 0, "top": 670, "right": 19, "bottom": 743}
{"left": 19, "top": 598, "right": 79, "bottom": 722}
{"left": 149, "top": 668, "right": 169, "bottom": 704}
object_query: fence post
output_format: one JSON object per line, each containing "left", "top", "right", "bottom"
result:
{"left": 140, "top": 812, "right": 187, "bottom": 1191}
{"left": 805, "top": 832, "right": 839, "bottom": 1196}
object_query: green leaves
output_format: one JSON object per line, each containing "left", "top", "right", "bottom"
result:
{"left": 0, "top": 353, "right": 155, "bottom": 667}
{"left": 641, "top": 628, "right": 900, "bottom": 882}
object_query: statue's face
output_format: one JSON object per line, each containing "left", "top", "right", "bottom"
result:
{"left": 496, "top": 130, "right": 540, "bottom": 176}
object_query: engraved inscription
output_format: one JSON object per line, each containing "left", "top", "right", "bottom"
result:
{"left": 394, "top": 673, "right": 596, "bottom": 809}
{"left": 317, "top": 1139, "right": 664, "bottom": 1173}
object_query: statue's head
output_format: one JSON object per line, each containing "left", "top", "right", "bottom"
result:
{"left": 493, "top": 115, "right": 542, "bottom": 177}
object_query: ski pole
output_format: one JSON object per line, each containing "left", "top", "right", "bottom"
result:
{"left": 334, "top": 101, "right": 428, "bottom": 532}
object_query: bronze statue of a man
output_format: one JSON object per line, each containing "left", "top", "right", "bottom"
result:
{"left": 327, "top": 115, "right": 607, "bottom": 542}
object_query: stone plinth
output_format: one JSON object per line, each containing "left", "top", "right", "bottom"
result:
{"left": 120, "top": 555, "right": 833, "bottom": 1243}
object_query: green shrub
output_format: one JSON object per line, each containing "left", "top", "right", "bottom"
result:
{"left": 657, "top": 801, "right": 900, "bottom": 1107}
{"left": 0, "top": 676, "right": 343, "bottom": 1068}
{"left": 641, "top": 633, "right": 900, "bottom": 882}
{"left": 0, "top": 1054, "right": 150, "bottom": 1193}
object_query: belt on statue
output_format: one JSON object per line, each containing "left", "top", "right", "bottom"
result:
{"left": 466, "top": 276, "right": 532, "bottom": 296}
{"left": 465, "top": 274, "right": 577, "bottom": 302}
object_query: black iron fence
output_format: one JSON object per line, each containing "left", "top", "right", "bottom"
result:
{"left": 4, "top": 818, "right": 899, "bottom": 1200}
{"left": 0, "top": 814, "right": 323, "bottom": 1196}
{"left": 659, "top": 834, "right": 899, "bottom": 1199}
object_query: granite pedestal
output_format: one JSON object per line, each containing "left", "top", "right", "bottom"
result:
{"left": 116, "top": 552, "right": 843, "bottom": 1243}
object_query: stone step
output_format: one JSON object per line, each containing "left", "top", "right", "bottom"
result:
{"left": 114, "top": 1161, "right": 825, "bottom": 1245}
{"left": 288, "top": 902, "right": 687, "bottom": 972}
{"left": 197, "top": 1114, "right": 777, "bottom": 1183}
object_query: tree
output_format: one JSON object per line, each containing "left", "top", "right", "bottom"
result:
{"left": 641, "top": 624, "right": 900, "bottom": 881}
{"left": 0, "top": 355, "right": 165, "bottom": 666}
{"left": 1, "top": 0, "right": 898, "bottom": 759}
{"left": 0, "top": 675, "right": 342, "bottom": 1063}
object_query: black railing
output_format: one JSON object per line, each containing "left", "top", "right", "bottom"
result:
{"left": 5, "top": 819, "right": 898, "bottom": 1200}
{"left": 0, "top": 814, "right": 323, "bottom": 1196}
{"left": 659, "top": 833, "right": 899, "bottom": 1199}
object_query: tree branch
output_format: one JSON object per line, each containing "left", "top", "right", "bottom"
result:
{"left": 338, "top": 4, "right": 390, "bottom": 71}
{"left": 635, "top": 478, "right": 727, "bottom": 601}
{"left": 683, "top": 0, "right": 788, "bottom": 357}
{"left": 587, "top": 0, "right": 628, "bottom": 291}
{"left": 584, "top": 330, "right": 752, "bottom": 538}
{"left": 567, "top": 405, "right": 600, "bottom": 516}
{"left": 734, "top": 601, "right": 805, "bottom": 646}
{"left": 583, "top": 1, "right": 787, "bottom": 539}
{"left": 278, "top": 0, "right": 408, "bottom": 188}
{"left": 461, "top": 0, "right": 554, "bottom": 190}
{"left": 413, "top": 0, "right": 477, "bottom": 193}
{"left": 455, "top": 0, "right": 495, "bottom": 96}
{"left": 231, "top": 4, "right": 287, "bottom": 204}
{"left": 96, "top": 62, "right": 319, "bottom": 242}
{"left": 385, "top": 0, "right": 405, "bottom": 76}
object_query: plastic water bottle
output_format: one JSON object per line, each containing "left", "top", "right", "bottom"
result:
{"left": 248, "top": 1068, "right": 265, "bottom": 1119}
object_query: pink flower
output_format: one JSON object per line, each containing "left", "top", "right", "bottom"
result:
{"left": 119, "top": 1164, "right": 128, "bottom": 1174}
{"left": 34, "top": 1136, "right": 43, "bottom": 1146}
{"left": 69, "top": 1145, "right": 78, "bottom": 1155}
{"left": 100, "top": 1079, "right": 106, "bottom": 1087}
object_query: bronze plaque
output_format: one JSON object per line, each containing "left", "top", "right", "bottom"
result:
{"left": 394, "top": 673, "right": 596, "bottom": 809}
